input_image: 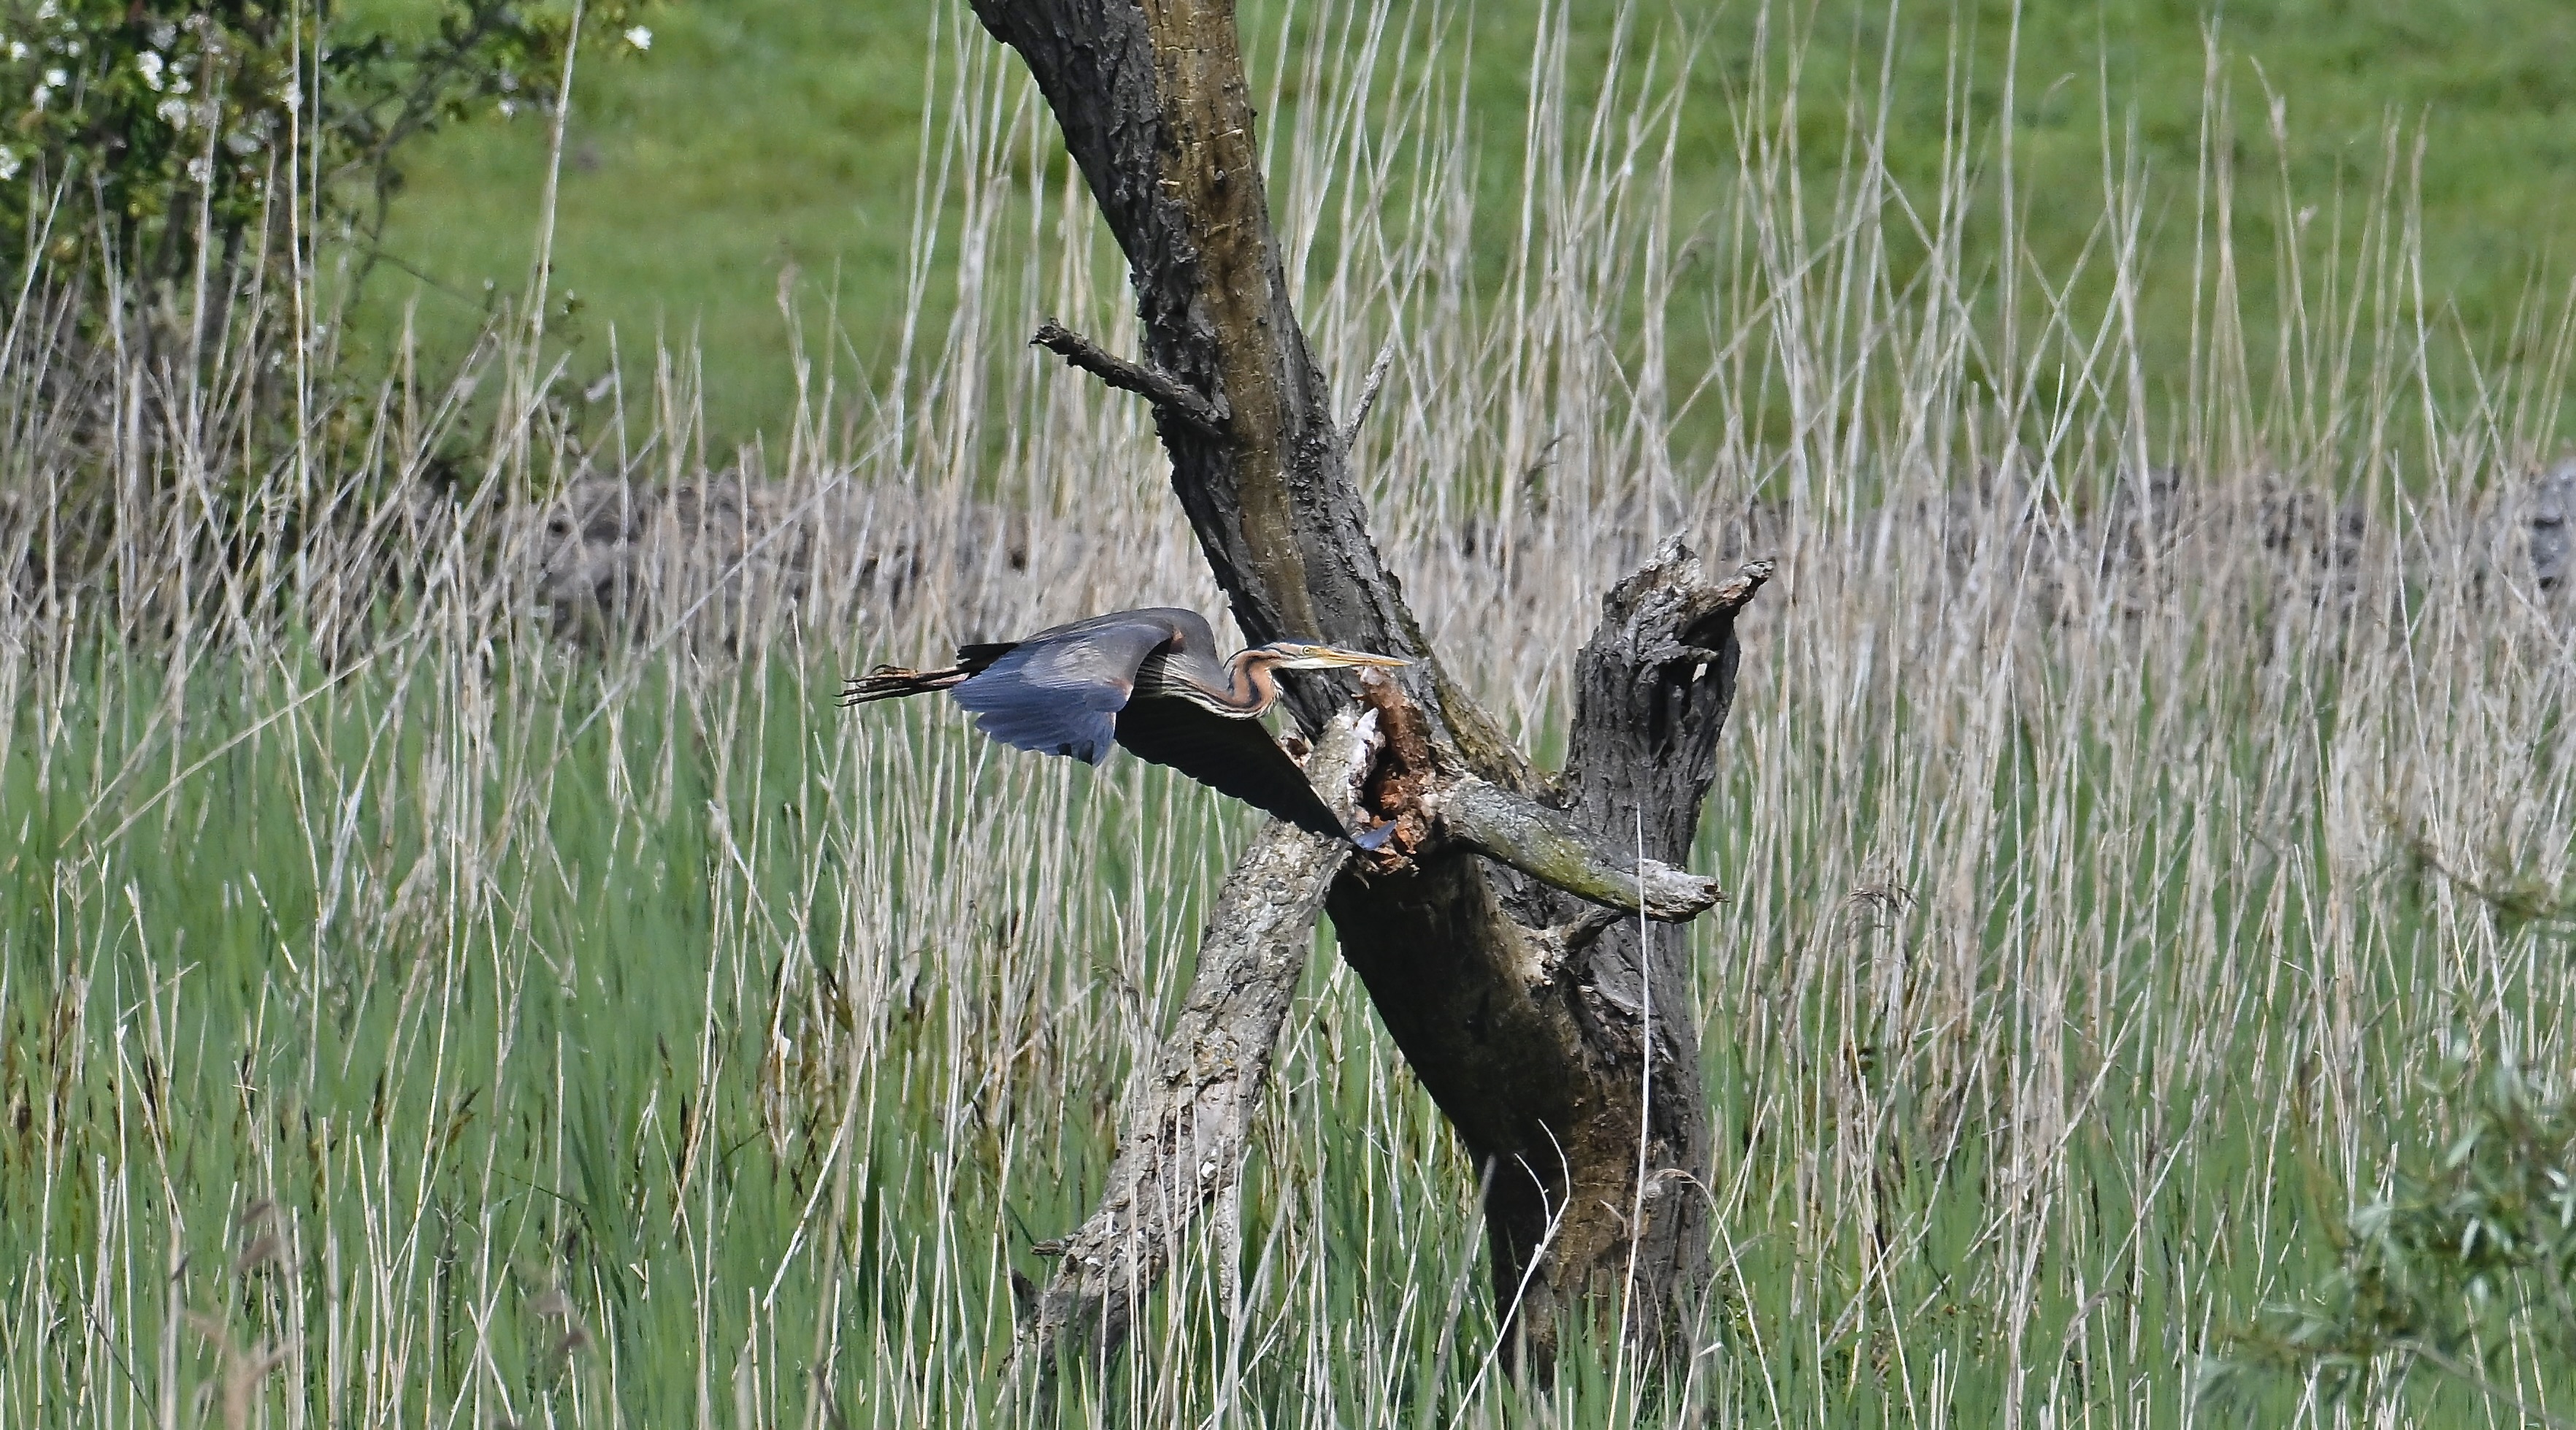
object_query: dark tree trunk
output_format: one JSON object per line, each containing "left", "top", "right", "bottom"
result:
{"left": 1332, "top": 551, "right": 1762, "bottom": 1363}
{"left": 965, "top": 0, "right": 1768, "bottom": 1382}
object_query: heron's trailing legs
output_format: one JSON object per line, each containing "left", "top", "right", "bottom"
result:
{"left": 842, "top": 639, "right": 1021, "bottom": 706}
{"left": 840, "top": 662, "right": 975, "bottom": 706}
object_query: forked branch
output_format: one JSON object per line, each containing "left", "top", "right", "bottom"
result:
{"left": 967, "top": 0, "right": 1769, "bottom": 1381}
{"left": 1019, "top": 712, "right": 1383, "bottom": 1388}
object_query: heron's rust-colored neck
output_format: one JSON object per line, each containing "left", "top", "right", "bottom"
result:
{"left": 1178, "top": 649, "right": 1281, "bottom": 718}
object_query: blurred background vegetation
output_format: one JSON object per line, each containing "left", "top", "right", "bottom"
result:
{"left": 9, "top": 1, "right": 2576, "bottom": 1423}
{"left": 343, "top": 0, "right": 2576, "bottom": 449}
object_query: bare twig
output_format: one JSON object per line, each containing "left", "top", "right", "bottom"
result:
{"left": 1031, "top": 320, "right": 1228, "bottom": 437}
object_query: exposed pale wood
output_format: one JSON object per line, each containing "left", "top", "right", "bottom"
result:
{"left": 1021, "top": 715, "right": 1380, "bottom": 1380}
{"left": 1328, "top": 546, "right": 1762, "bottom": 1364}
{"left": 1339, "top": 339, "right": 1397, "bottom": 454}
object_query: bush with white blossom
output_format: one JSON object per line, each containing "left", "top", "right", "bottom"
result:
{"left": 0, "top": 1, "right": 656, "bottom": 299}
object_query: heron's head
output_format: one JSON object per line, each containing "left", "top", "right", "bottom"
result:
{"left": 1252, "top": 642, "right": 1412, "bottom": 672}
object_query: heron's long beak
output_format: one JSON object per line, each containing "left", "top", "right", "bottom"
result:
{"left": 1279, "top": 646, "right": 1412, "bottom": 671}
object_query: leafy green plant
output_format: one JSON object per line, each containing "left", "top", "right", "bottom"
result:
{"left": 0, "top": 1, "right": 606, "bottom": 294}
{"left": 2209, "top": 1044, "right": 2576, "bottom": 1419}
{"left": 0, "top": 1, "right": 656, "bottom": 596}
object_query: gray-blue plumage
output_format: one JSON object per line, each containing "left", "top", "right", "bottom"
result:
{"left": 947, "top": 609, "right": 1204, "bottom": 763}
{"left": 842, "top": 607, "right": 1406, "bottom": 844}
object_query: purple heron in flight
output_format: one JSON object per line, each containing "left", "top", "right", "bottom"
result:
{"left": 842, "top": 608, "right": 1406, "bottom": 845}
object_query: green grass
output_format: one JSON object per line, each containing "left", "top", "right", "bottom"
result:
{"left": 342, "top": 0, "right": 940, "bottom": 443}
{"left": 13, "top": 0, "right": 2576, "bottom": 1421}
{"left": 348, "top": 0, "right": 2576, "bottom": 448}
{"left": 9, "top": 513, "right": 2572, "bottom": 1422}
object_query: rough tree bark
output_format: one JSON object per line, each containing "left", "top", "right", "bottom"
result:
{"left": 965, "top": 0, "right": 1771, "bottom": 1383}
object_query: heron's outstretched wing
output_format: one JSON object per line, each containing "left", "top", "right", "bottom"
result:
{"left": 947, "top": 610, "right": 1205, "bottom": 764}
{"left": 1113, "top": 697, "right": 1347, "bottom": 841}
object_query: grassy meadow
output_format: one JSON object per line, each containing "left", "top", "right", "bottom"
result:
{"left": 348, "top": 0, "right": 2576, "bottom": 446}
{"left": 7, "top": 0, "right": 2576, "bottom": 1425}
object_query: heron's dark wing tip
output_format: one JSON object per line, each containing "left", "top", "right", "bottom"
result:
{"left": 1114, "top": 698, "right": 1350, "bottom": 840}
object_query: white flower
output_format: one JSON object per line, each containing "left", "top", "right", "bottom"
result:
{"left": 623, "top": 26, "right": 651, "bottom": 51}
{"left": 137, "top": 51, "right": 165, "bottom": 90}
{"left": 42, "top": 66, "right": 65, "bottom": 87}
{"left": 497, "top": 98, "right": 518, "bottom": 119}
{"left": 149, "top": 23, "right": 175, "bottom": 49}
{"left": 5, "top": 41, "right": 24, "bottom": 61}
{"left": 157, "top": 95, "right": 190, "bottom": 127}
{"left": 185, "top": 155, "right": 211, "bottom": 184}
{"left": 35, "top": 0, "right": 57, "bottom": 20}
{"left": 277, "top": 83, "right": 299, "bottom": 112}
{"left": 0, "top": 147, "right": 20, "bottom": 183}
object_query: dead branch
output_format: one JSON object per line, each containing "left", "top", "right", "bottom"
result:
{"left": 1438, "top": 778, "right": 1725, "bottom": 922}
{"left": 1032, "top": 320, "right": 1229, "bottom": 437}
{"left": 970, "top": 0, "right": 1768, "bottom": 1380}
{"left": 1019, "top": 711, "right": 1382, "bottom": 1388}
